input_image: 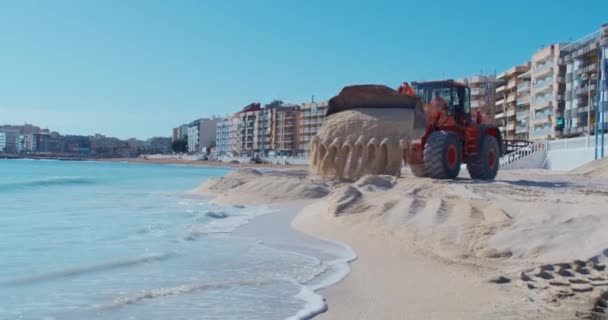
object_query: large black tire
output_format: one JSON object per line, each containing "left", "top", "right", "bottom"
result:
{"left": 467, "top": 136, "right": 500, "bottom": 180}
{"left": 422, "top": 131, "right": 462, "bottom": 179}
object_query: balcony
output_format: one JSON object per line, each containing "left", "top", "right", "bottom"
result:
{"left": 506, "top": 109, "right": 516, "bottom": 117}
{"left": 507, "top": 94, "right": 516, "bottom": 103}
{"left": 576, "top": 84, "right": 597, "bottom": 96}
{"left": 506, "top": 123, "right": 516, "bottom": 131}
{"left": 517, "top": 95, "right": 530, "bottom": 107}
{"left": 494, "top": 86, "right": 505, "bottom": 95}
{"left": 534, "top": 82, "right": 553, "bottom": 94}
{"left": 533, "top": 116, "right": 552, "bottom": 126}
{"left": 515, "top": 125, "right": 528, "bottom": 133}
{"left": 532, "top": 97, "right": 552, "bottom": 109}
{"left": 495, "top": 112, "right": 504, "bottom": 120}
{"left": 531, "top": 126, "right": 553, "bottom": 137}
{"left": 507, "top": 79, "right": 517, "bottom": 89}
{"left": 534, "top": 62, "right": 554, "bottom": 77}
{"left": 516, "top": 111, "right": 529, "bottom": 120}
{"left": 495, "top": 98, "right": 505, "bottom": 106}
{"left": 517, "top": 82, "right": 530, "bottom": 92}
{"left": 471, "top": 87, "right": 487, "bottom": 96}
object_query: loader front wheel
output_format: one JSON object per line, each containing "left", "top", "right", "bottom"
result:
{"left": 423, "top": 131, "right": 462, "bottom": 179}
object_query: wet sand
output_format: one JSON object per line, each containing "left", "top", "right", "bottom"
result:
{"left": 195, "top": 166, "right": 608, "bottom": 319}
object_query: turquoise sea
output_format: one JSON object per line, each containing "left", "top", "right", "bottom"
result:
{"left": 0, "top": 160, "right": 350, "bottom": 320}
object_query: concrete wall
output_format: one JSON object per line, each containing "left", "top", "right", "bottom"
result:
{"left": 547, "top": 136, "right": 608, "bottom": 170}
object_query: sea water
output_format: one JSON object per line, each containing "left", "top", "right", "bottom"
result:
{"left": 0, "top": 160, "right": 350, "bottom": 320}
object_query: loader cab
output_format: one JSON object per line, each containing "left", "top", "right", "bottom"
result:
{"left": 412, "top": 80, "right": 471, "bottom": 125}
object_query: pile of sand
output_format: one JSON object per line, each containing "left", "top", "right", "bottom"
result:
{"left": 309, "top": 108, "right": 426, "bottom": 180}
{"left": 294, "top": 170, "right": 608, "bottom": 318}
{"left": 193, "top": 168, "right": 330, "bottom": 204}
{"left": 570, "top": 157, "right": 608, "bottom": 177}
{"left": 200, "top": 167, "right": 608, "bottom": 318}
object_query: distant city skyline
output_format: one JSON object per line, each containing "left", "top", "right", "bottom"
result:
{"left": 1, "top": 0, "right": 607, "bottom": 139}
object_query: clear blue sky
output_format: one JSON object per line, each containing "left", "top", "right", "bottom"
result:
{"left": 1, "top": 0, "right": 607, "bottom": 139}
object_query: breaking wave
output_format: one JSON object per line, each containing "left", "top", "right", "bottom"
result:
{"left": 0, "top": 176, "right": 96, "bottom": 190}
{"left": 0, "top": 253, "right": 172, "bottom": 286}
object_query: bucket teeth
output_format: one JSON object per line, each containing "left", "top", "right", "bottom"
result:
{"left": 309, "top": 108, "right": 420, "bottom": 180}
{"left": 310, "top": 135, "right": 406, "bottom": 180}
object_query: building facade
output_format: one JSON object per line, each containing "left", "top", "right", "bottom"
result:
{"left": 0, "top": 132, "right": 6, "bottom": 152}
{"left": 459, "top": 75, "right": 498, "bottom": 122}
{"left": 144, "top": 137, "right": 172, "bottom": 154}
{"left": 230, "top": 103, "right": 271, "bottom": 155}
{"left": 216, "top": 119, "right": 232, "bottom": 155}
{"left": 187, "top": 118, "right": 220, "bottom": 153}
{"left": 172, "top": 125, "right": 188, "bottom": 141}
{"left": 495, "top": 63, "right": 531, "bottom": 140}
{"left": 0, "top": 129, "right": 19, "bottom": 153}
{"left": 530, "top": 44, "right": 564, "bottom": 140}
{"left": 515, "top": 70, "right": 532, "bottom": 140}
{"left": 297, "top": 101, "right": 328, "bottom": 155}
{"left": 269, "top": 105, "right": 299, "bottom": 155}
{"left": 34, "top": 133, "right": 65, "bottom": 154}
{"left": 560, "top": 24, "right": 608, "bottom": 138}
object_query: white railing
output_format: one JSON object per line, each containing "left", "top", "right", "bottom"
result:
{"left": 500, "top": 140, "right": 550, "bottom": 168}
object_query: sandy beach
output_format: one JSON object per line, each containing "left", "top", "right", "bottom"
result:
{"left": 195, "top": 159, "right": 608, "bottom": 319}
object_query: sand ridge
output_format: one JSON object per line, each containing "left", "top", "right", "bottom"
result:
{"left": 195, "top": 167, "right": 608, "bottom": 319}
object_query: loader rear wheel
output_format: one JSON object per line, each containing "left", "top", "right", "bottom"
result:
{"left": 467, "top": 136, "right": 499, "bottom": 180}
{"left": 423, "top": 131, "right": 462, "bottom": 179}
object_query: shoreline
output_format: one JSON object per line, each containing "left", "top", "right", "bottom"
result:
{"left": 93, "top": 157, "right": 307, "bottom": 169}
{"left": 290, "top": 202, "right": 523, "bottom": 320}
{"left": 232, "top": 201, "right": 357, "bottom": 320}
{"left": 195, "top": 166, "right": 608, "bottom": 319}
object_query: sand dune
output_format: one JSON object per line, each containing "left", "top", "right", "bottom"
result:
{"left": 196, "top": 167, "right": 608, "bottom": 319}
{"left": 571, "top": 157, "right": 608, "bottom": 178}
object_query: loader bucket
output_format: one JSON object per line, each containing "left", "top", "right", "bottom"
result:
{"left": 310, "top": 85, "right": 427, "bottom": 180}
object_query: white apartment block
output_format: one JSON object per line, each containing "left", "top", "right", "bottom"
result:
{"left": 530, "top": 44, "right": 564, "bottom": 140}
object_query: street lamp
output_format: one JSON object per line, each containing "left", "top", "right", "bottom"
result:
{"left": 582, "top": 73, "right": 598, "bottom": 148}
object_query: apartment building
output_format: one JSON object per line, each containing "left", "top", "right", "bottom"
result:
{"left": 297, "top": 101, "right": 328, "bottom": 155}
{"left": 529, "top": 44, "right": 565, "bottom": 140}
{"left": 229, "top": 103, "right": 269, "bottom": 155}
{"left": 187, "top": 118, "right": 219, "bottom": 153}
{"left": 269, "top": 105, "right": 299, "bottom": 155}
{"left": 0, "top": 124, "right": 43, "bottom": 153}
{"left": 215, "top": 119, "right": 232, "bottom": 155}
{"left": 222, "top": 101, "right": 302, "bottom": 156}
{"left": 172, "top": 124, "right": 188, "bottom": 141}
{"left": 458, "top": 75, "right": 498, "bottom": 122}
{"left": 17, "top": 134, "right": 37, "bottom": 153}
{"left": 515, "top": 70, "right": 532, "bottom": 140}
{"left": 34, "top": 133, "right": 65, "bottom": 154}
{"left": 560, "top": 24, "right": 608, "bottom": 138}
{"left": 0, "top": 129, "right": 19, "bottom": 153}
{"left": 0, "top": 132, "right": 6, "bottom": 152}
{"left": 144, "top": 137, "right": 172, "bottom": 154}
{"left": 495, "top": 63, "right": 531, "bottom": 140}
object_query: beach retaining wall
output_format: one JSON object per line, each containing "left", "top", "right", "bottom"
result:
{"left": 547, "top": 136, "right": 608, "bottom": 170}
